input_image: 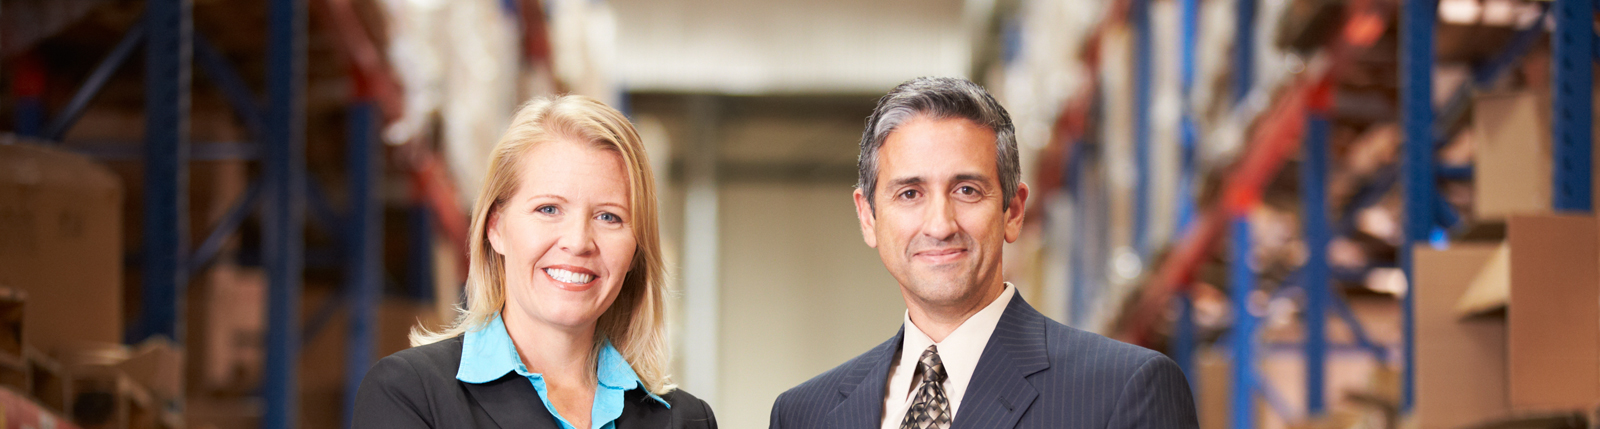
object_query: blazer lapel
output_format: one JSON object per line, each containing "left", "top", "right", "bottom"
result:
{"left": 824, "top": 327, "right": 903, "bottom": 429}
{"left": 615, "top": 389, "right": 671, "bottom": 429}
{"left": 461, "top": 374, "right": 561, "bottom": 429}
{"left": 952, "top": 293, "right": 1051, "bottom": 429}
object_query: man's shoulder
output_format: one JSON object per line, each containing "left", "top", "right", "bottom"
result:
{"left": 1039, "top": 317, "right": 1172, "bottom": 375}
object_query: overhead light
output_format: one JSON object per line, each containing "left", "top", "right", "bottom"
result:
{"left": 1439, "top": 0, "right": 1482, "bottom": 25}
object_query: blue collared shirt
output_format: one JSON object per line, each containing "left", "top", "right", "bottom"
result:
{"left": 457, "top": 314, "right": 669, "bottom": 429}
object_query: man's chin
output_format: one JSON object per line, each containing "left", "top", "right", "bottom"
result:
{"left": 903, "top": 276, "right": 978, "bottom": 304}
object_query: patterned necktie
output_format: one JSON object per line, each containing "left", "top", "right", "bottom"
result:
{"left": 899, "top": 345, "right": 952, "bottom": 429}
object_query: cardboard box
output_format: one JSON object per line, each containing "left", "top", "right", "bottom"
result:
{"left": 192, "top": 264, "right": 264, "bottom": 395}
{"left": 1473, "top": 92, "right": 1553, "bottom": 220}
{"left": 0, "top": 141, "right": 124, "bottom": 355}
{"left": 1507, "top": 214, "right": 1599, "bottom": 411}
{"left": 1472, "top": 91, "right": 1600, "bottom": 221}
{"left": 1415, "top": 244, "right": 1508, "bottom": 428}
{"left": 117, "top": 339, "right": 183, "bottom": 404}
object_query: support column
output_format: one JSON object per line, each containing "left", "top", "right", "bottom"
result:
{"left": 1399, "top": 0, "right": 1438, "bottom": 413}
{"left": 262, "top": 0, "right": 307, "bottom": 426}
{"left": 683, "top": 95, "right": 721, "bottom": 406}
{"left": 140, "top": 0, "right": 193, "bottom": 343}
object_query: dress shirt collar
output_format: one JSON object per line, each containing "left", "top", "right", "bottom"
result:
{"left": 455, "top": 313, "right": 668, "bottom": 408}
{"left": 894, "top": 282, "right": 1016, "bottom": 413}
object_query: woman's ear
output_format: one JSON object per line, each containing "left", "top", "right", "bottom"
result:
{"left": 486, "top": 208, "right": 506, "bottom": 256}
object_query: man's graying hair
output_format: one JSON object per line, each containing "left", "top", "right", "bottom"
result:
{"left": 857, "top": 76, "right": 1020, "bottom": 213}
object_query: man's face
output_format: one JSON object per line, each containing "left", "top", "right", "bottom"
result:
{"left": 853, "top": 116, "right": 1027, "bottom": 310}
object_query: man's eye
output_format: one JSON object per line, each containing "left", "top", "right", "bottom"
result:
{"left": 957, "top": 186, "right": 977, "bottom": 195}
{"left": 899, "top": 190, "right": 920, "bottom": 200}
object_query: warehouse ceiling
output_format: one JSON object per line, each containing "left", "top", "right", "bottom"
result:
{"left": 612, "top": 0, "right": 994, "bottom": 94}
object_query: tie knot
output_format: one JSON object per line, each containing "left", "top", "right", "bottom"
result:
{"left": 917, "top": 345, "right": 947, "bottom": 383}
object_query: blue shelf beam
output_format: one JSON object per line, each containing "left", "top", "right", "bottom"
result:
{"left": 1256, "top": 373, "right": 1298, "bottom": 423}
{"left": 136, "top": 0, "right": 192, "bottom": 343}
{"left": 305, "top": 175, "right": 345, "bottom": 234}
{"left": 1399, "top": 0, "right": 1437, "bottom": 413}
{"left": 188, "top": 180, "right": 263, "bottom": 279}
{"left": 45, "top": 19, "right": 147, "bottom": 142}
{"left": 1551, "top": 0, "right": 1594, "bottom": 212}
{"left": 262, "top": 0, "right": 308, "bottom": 427}
{"left": 194, "top": 32, "right": 265, "bottom": 141}
{"left": 343, "top": 100, "right": 384, "bottom": 427}
{"left": 1329, "top": 292, "right": 1388, "bottom": 361}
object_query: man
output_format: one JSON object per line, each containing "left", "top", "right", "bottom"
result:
{"left": 769, "top": 77, "right": 1197, "bottom": 429}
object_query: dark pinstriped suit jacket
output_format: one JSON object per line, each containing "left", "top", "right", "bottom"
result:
{"left": 769, "top": 293, "right": 1197, "bottom": 429}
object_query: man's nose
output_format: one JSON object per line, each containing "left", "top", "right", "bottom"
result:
{"left": 923, "top": 192, "right": 960, "bottom": 241}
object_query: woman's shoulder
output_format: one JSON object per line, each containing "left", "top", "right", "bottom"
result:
{"left": 659, "top": 388, "right": 717, "bottom": 427}
{"left": 367, "top": 336, "right": 465, "bottom": 385}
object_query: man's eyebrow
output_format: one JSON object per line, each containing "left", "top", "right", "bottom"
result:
{"left": 887, "top": 177, "right": 924, "bottom": 187}
{"left": 953, "top": 173, "right": 993, "bottom": 183}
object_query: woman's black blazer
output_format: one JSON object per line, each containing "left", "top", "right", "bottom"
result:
{"left": 353, "top": 336, "right": 717, "bottom": 428}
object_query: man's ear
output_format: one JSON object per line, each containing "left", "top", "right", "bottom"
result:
{"left": 853, "top": 188, "right": 878, "bottom": 248}
{"left": 1004, "top": 182, "right": 1029, "bottom": 243}
{"left": 486, "top": 208, "right": 507, "bottom": 255}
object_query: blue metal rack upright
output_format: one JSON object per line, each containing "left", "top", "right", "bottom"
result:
{"left": 342, "top": 98, "right": 383, "bottom": 428}
{"left": 1300, "top": 113, "right": 1331, "bottom": 416}
{"left": 1229, "top": 2, "right": 1255, "bottom": 427}
{"left": 1398, "top": 0, "right": 1436, "bottom": 414}
{"left": 261, "top": 0, "right": 308, "bottom": 428}
{"left": 140, "top": 0, "right": 193, "bottom": 344}
{"left": 1132, "top": 0, "right": 1154, "bottom": 258}
{"left": 1552, "top": 0, "right": 1594, "bottom": 213}
{"left": 1229, "top": 214, "right": 1256, "bottom": 429}
{"left": 1171, "top": 0, "right": 1202, "bottom": 391}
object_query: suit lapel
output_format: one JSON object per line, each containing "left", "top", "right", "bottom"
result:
{"left": 461, "top": 374, "right": 561, "bottom": 429}
{"left": 951, "top": 293, "right": 1050, "bottom": 429}
{"left": 615, "top": 389, "right": 671, "bottom": 429}
{"left": 824, "top": 326, "right": 903, "bottom": 429}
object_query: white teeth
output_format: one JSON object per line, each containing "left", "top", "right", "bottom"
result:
{"left": 545, "top": 268, "right": 595, "bottom": 284}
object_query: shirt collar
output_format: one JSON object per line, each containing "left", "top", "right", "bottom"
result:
{"left": 896, "top": 283, "right": 1016, "bottom": 402}
{"left": 457, "top": 314, "right": 525, "bottom": 383}
{"left": 456, "top": 313, "right": 670, "bottom": 408}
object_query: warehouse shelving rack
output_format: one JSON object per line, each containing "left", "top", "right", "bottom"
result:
{"left": 3, "top": 0, "right": 561, "bottom": 426}
{"left": 1052, "top": 0, "right": 1596, "bottom": 427}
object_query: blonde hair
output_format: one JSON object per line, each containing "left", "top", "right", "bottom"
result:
{"left": 411, "top": 95, "right": 672, "bottom": 394}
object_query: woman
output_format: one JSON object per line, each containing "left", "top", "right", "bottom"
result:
{"left": 354, "top": 95, "right": 716, "bottom": 429}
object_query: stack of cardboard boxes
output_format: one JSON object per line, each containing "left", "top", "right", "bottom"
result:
{"left": 1414, "top": 89, "right": 1600, "bottom": 428}
{"left": 0, "top": 140, "right": 187, "bottom": 428}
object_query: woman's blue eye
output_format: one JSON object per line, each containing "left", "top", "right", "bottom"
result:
{"left": 598, "top": 213, "right": 621, "bottom": 223}
{"left": 537, "top": 205, "right": 559, "bottom": 215}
